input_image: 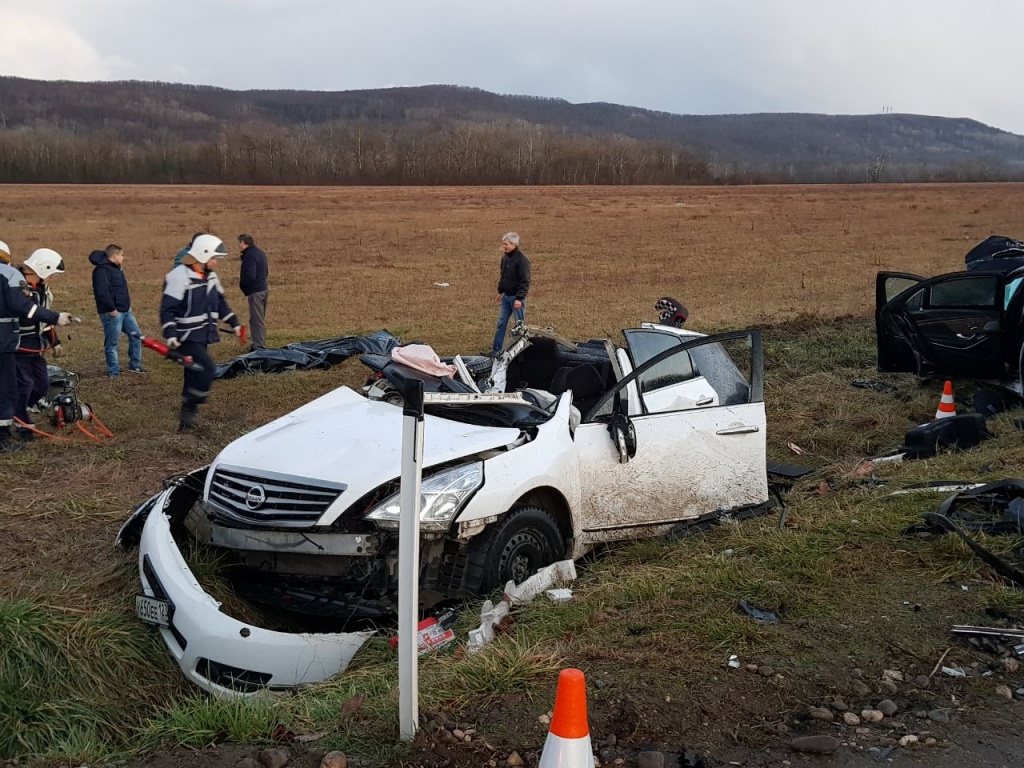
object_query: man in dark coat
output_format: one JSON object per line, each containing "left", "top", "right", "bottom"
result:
{"left": 238, "top": 234, "right": 269, "bottom": 351}
{"left": 490, "top": 231, "right": 531, "bottom": 357}
{"left": 91, "top": 244, "right": 143, "bottom": 377}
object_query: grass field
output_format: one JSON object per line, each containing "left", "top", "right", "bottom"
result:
{"left": 2, "top": 183, "right": 1023, "bottom": 766}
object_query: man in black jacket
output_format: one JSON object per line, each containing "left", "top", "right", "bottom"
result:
{"left": 238, "top": 234, "right": 269, "bottom": 351}
{"left": 91, "top": 244, "right": 143, "bottom": 377}
{"left": 490, "top": 232, "right": 531, "bottom": 357}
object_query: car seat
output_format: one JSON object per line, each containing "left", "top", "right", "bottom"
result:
{"left": 549, "top": 363, "right": 606, "bottom": 416}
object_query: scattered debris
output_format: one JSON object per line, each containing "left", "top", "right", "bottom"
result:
{"left": 851, "top": 378, "right": 908, "bottom": 400}
{"left": 903, "top": 480, "right": 1024, "bottom": 588}
{"left": 941, "top": 666, "right": 967, "bottom": 677}
{"left": 899, "top": 414, "right": 991, "bottom": 459}
{"left": 433, "top": 282, "right": 450, "bottom": 288}
{"left": 737, "top": 599, "right": 780, "bottom": 624}
{"left": 786, "top": 441, "right": 806, "bottom": 455}
{"left": 467, "top": 560, "right": 576, "bottom": 652}
{"left": 389, "top": 609, "right": 457, "bottom": 655}
{"left": 889, "top": 481, "right": 987, "bottom": 496}
{"left": 546, "top": 588, "right": 573, "bottom": 603}
{"left": 727, "top": 654, "right": 741, "bottom": 669}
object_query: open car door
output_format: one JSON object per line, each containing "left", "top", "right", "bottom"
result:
{"left": 876, "top": 270, "right": 1007, "bottom": 378}
{"left": 571, "top": 330, "right": 767, "bottom": 542}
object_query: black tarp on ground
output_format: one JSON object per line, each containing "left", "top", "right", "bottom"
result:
{"left": 213, "top": 330, "right": 401, "bottom": 379}
{"left": 965, "top": 235, "right": 1024, "bottom": 273}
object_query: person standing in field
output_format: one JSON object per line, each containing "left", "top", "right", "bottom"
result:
{"left": 0, "top": 241, "right": 75, "bottom": 451}
{"left": 12, "top": 248, "right": 74, "bottom": 441}
{"left": 238, "top": 234, "right": 269, "bottom": 351}
{"left": 174, "top": 232, "right": 205, "bottom": 268}
{"left": 490, "top": 232, "right": 531, "bottom": 357}
{"left": 160, "top": 234, "right": 242, "bottom": 432}
{"left": 91, "top": 244, "right": 144, "bottom": 377}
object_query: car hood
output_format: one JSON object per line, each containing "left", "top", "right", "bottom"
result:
{"left": 208, "top": 386, "right": 520, "bottom": 525}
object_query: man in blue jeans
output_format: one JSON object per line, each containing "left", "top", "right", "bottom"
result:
{"left": 490, "top": 232, "right": 531, "bottom": 357}
{"left": 90, "top": 244, "right": 143, "bottom": 377}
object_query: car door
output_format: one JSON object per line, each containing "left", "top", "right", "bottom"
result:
{"left": 876, "top": 270, "right": 1007, "bottom": 378}
{"left": 571, "top": 330, "right": 767, "bottom": 543}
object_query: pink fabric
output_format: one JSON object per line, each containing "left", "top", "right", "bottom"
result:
{"left": 391, "top": 344, "right": 457, "bottom": 377}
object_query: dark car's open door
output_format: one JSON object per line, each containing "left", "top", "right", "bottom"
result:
{"left": 876, "top": 270, "right": 1007, "bottom": 378}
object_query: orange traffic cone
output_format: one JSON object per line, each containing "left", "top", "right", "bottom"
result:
{"left": 538, "top": 668, "right": 595, "bottom": 768}
{"left": 934, "top": 380, "right": 956, "bottom": 420}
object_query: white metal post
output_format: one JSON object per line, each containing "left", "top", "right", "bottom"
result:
{"left": 398, "top": 380, "right": 425, "bottom": 741}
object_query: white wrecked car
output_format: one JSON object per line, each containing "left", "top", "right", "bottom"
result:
{"left": 119, "top": 316, "right": 768, "bottom": 695}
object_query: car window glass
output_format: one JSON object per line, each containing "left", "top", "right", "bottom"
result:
{"left": 926, "top": 275, "right": 999, "bottom": 308}
{"left": 623, "top": 330, "right": 696, "bottom": 393}
{"left": 1005, "top": 277, "right": 1023, "bottom": 310}
{"left": 688, "top": 339, "right": 752, "bottom": 407}
{"left": 904, "top": 287, "right": 924, "bottom": 309}
{"left": 886, "top": 277, "right": 920, "bottom": 302}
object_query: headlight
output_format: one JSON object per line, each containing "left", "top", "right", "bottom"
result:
{"left": 364, "top": 462, "right": 483, "bottom": 532}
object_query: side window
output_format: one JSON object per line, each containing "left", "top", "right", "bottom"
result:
{"left": 925, "top": 275, "right": 999, "bottom": 308}
{"left": 583, "top": 331, "right": 762, "bottom": 422}
{"left": 623, "top": 330, "right": 696, "bottom": 393}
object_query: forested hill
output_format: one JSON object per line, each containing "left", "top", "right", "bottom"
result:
{"left": 2, "top": 77, "right": 1023, "bottom": 185}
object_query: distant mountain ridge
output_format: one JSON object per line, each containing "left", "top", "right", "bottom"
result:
{"left": 1, "top": 77, "right": 1022, "bottom": 184}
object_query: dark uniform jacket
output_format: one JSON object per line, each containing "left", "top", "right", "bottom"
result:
{"left": 160, "top": 264, "right": 239, "bottom": 345}
{"left": 0, "top": 263, "right": 59, "bottom": 354}
{"left": 16, "top": 273, "right": 58, "bottom": 354}
{"left": 497, "top": 248, "right": 531, "bottom": 300}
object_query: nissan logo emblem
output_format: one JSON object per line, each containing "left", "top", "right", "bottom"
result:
{"left": 245, "top": 485, "right": 267, "bottom": 510}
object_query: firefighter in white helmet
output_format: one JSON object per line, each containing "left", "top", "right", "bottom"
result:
{"left": 159, "top": 233, "right": 242, "bottom": 431}
{"left": 0, "top": 243, "right": 75, "bottom": 450}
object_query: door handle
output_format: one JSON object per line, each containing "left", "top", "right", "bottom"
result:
{"left": 716, "top": 425, "right": 759, "bottom": 435}
{"left": 955, "top": 333, "right": 976, "bottom": 340}
{"left": 695, "top": 396, "right": 714, "bottom": 406}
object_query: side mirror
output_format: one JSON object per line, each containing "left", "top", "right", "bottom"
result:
{"left": 609, "top": 412, "right": 637, "bottom": 464}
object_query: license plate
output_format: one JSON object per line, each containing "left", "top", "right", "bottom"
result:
{"left": 136, "top": 595, "right": 172, "bottom": 628}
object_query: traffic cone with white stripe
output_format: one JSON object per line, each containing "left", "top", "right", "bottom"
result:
{"left": 934, "top": 380, "right": 956, "bottom": 420}
{"left": 539, "top": 668, "right": 595, "bottom": 768}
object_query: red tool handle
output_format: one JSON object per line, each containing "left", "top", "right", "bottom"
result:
{"left": 139, "top": 336, "right": 200, "bottom": 370}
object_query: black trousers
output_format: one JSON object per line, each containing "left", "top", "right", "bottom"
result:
{"left": 0, "top": 352, "right": 17, "bottom": 425}
{"left": 179, "top": 342, "right": 216, "bottom": 407}
{"left": 14, "top": 354, "right": 49, "bottom": 424}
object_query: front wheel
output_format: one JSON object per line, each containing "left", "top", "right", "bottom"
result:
{"left": 465, "top": 505, "right": 565, "bottom": 595}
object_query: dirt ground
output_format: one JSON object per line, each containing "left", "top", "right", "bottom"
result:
{"left": 129, "top": 688, "right": 1023, "bottom": 768}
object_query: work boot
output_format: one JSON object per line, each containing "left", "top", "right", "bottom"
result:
{"left": 177, "top": 404, "right": 199, "bottom": 433}
{"left": 0, "top": 426, "right": 25, "bottom": 453}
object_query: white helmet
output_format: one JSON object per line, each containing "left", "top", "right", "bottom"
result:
{"left": 0, "top": 239, "right": 10, "bottom": 265}
{"left": 24, "top": 248, "right": 65, "bottom": 279}
{"left": 187, "top": 234, "right": 227, "bottom": 264}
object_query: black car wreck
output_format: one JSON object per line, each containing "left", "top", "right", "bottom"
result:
{"left": 876, "top": 235, "right": 1024, "bottom": 398}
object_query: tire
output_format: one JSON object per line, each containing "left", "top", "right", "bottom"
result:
{"left": 464, "top": 506, "right": 565, "bottom": 595}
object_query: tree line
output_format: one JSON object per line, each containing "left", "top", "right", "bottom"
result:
{"left": 0, "top": 117, "right": 1016, "bottom": 186}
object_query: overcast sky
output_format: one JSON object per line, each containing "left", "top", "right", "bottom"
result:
{"left": 3, "top": 0, "right": 1023, "bottom": 135}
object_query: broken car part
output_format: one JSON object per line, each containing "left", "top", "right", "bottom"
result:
{"left": 118, "top": 468, "right": 372, "bottom": 697}
{"left": 904, "top": 479, "right": 1024, "bottom": 589}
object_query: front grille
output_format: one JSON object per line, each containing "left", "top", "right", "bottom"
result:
{"left": 207, "top": 465, "right": 346, "bottom": 528}
{"left": 195, "top": 657, "right": 272, "bottom": 693}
